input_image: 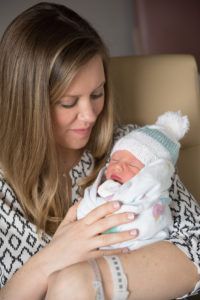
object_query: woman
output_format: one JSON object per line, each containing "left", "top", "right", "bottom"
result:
{"left": 0, "top": 2, "right": 199, "bottom": 299}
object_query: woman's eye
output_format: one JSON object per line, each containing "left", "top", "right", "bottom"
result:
{"left": 59, "top": 98, "right": 78, "bottom": 108}
{"left": 91, "top": 92, "right": 104, "bottom": 100}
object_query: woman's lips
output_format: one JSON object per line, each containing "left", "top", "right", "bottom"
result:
{"left": 70, "top": 127, "right": 92, "bottom": 137}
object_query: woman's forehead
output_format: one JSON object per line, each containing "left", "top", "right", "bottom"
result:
{"left": 63, "top": 55, "right": 105, "bottom": 95}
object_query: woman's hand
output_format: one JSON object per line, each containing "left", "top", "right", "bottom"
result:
{"left": 1, "top": 201, "right": 138, "bottom": 300}
{"left": 42, "top": 201, "right": 138, "bottom": 276}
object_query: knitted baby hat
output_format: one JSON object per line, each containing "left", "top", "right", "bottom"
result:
{"left": 111, "top": 111, "right": 190, "bottom": 165}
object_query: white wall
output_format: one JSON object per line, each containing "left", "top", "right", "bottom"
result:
{"left": 0, "top": 0, "right": 134, "bottom": 57}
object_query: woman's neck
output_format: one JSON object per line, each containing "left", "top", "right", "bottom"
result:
{"left": 58, "top": 147, "right": 84, "bottom": 173}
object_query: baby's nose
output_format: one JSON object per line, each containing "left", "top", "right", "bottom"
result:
{"left": 115, "top": 163, "right": 124, "bottom": 171}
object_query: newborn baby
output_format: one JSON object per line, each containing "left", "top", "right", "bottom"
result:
{"left": 77, "top": 111, "right": 189, "bottom": 250}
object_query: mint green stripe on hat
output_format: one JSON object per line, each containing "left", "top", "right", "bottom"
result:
{"left": 137, "top": 127, "right": 179, "bottom": 164}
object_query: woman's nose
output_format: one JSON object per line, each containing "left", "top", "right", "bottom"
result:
{"left": 78, "top": 100, "right": 96, "bottom": 123}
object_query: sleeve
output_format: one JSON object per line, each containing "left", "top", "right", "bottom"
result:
{"left": 168, "top": 173, "right": 200, "bottom": 298}
{"left": 0, "top": 177, "right": 50, "bottom": 287}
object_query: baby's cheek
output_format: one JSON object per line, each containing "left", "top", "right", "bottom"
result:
{"left": 123, "top": 171, "right": 135, "bottom": 183}
{"left": 105, "top": 167, "right": 111, "bottom": 179}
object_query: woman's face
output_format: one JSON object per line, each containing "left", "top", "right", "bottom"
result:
{"left": 51, "top": 55, "right": 105, "bottom": 152}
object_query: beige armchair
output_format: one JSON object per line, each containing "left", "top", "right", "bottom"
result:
{"left": 110, "top": 55, "right": 200, "bottom": 201}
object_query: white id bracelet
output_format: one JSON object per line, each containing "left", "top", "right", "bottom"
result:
{"left": 104, "top": 255, "right": 129, "bottom": 300}
{"left": 88, "top": 259, "right": 105, "bottom": 300}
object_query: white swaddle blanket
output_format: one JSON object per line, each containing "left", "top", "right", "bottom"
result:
{"left": 77, "top": 159, "right": 174, "bottom": 250}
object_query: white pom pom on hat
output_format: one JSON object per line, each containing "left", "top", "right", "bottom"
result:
{"left": 111, "top": 111, "right": 190, "bottom": 166}
{"left": 156, "top": 110, "right": 190, "bottom": 141}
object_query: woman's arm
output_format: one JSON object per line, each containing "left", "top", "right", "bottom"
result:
{"left": 99, "top": 241, "right": 199, "bottom": 300}
{"left": 45, "top": 241, "right": 199, "bottom": 300}
{"left": 0, "top": 249, "right": 48, "bottom": 300}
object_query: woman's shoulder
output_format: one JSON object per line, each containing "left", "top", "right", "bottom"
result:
{"left": 113, "top": 123, "right": 139, "bottom": 144}
{"left": 0, "top": 172, "right": 51, "bottom": 287}
{"left": 0, "top": 172, "right": 51, "bottom": 242}
{"left": 169, "top": 173, "right": 200, "bottom": 224}
{"left": 0, "top": 171, "right": 25, "bottom": 214}
{"left": 168, "top": 173, "right": 200, "bottom": 296}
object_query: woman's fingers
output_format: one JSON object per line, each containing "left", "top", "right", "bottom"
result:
{"left": 92, "top": 229, "right": 138, "bottom": 249}
{"left": 89, "top": 212, "right": 136, "bottom": 235}
{"left": 61, "top": 200, "right": 82, "bottom": 225}
{"left": 90, "top": 247, "right": 130, "bottom": 259}
{"left": 53, "top": 201, "right": 138, "bottom": 265}
{"left": 62, "top": 204, "right": 78, "bottom": 224}
{"left": 83, "top": 201, "right": 122, "bottom": 225}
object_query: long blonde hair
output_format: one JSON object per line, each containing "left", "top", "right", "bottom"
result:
{"left": 0, "top": 2, "right": 114, "bottom": 235}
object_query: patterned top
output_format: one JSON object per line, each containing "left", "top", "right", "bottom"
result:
{"left": 0, "top": 124, "right": 200, "bottom": 298}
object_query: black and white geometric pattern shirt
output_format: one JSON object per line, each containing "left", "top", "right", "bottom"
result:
{"left": 0, "top": 124, "right": 200, "bottom": 298}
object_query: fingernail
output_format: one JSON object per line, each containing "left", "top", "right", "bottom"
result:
{"left": 113, "top": 201, "right": 121, "bottom": 209}
{"left": 127, "top": 213, "right": 135, "bottom": 220}
{"left": 130, "top": 229, "right": 138, "bottom": 236}
{"left": 122, "top": 248, "right": 130, "bottom": 254}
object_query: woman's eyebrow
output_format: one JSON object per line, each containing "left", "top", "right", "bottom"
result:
{"left": 62, "top": 81, "right": 106, "bottom": 98}
{"left": 92, "top": 81, "right": 105, "bottom": 92}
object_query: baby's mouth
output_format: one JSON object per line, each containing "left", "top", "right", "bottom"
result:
{"left": 110, "top": 174, "right": 122, "bottom": 183}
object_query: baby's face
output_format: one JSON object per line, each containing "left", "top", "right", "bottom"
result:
{"left": 105, "top": 150, "right": 144, "bottom": 184}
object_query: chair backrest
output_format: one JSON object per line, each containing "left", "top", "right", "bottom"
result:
{"left": 110, "top": 54, "right": 200, "bottom": 200}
